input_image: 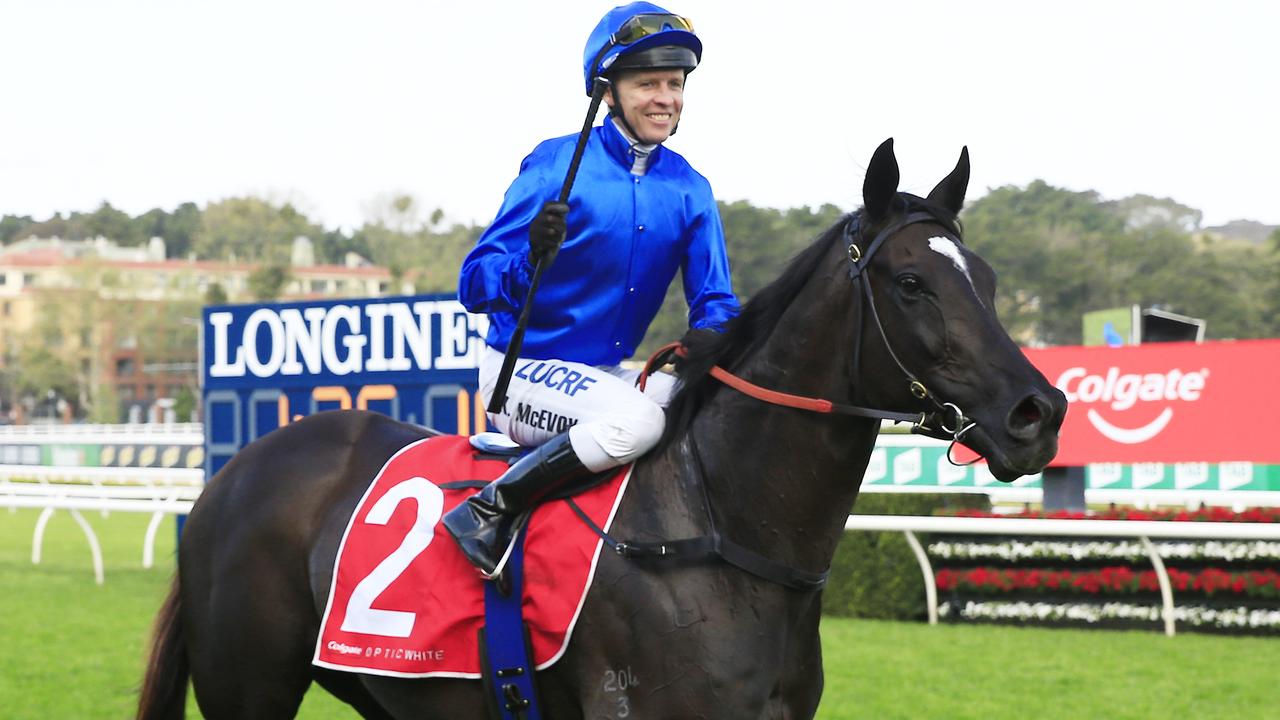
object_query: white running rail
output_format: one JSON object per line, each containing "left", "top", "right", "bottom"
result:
{"left": 1, "top": 480, "right": 200, "bottom": 584}
{"left": 0, "top": 465, "right": 203, "bottom": 486}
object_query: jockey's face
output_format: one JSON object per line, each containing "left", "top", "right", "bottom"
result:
{"left": 606, "top": 68, "right": 685, "bottom": 145}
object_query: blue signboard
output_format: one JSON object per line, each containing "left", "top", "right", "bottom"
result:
{"left": 200, "top": 294, "right": 488, "bottom": 482}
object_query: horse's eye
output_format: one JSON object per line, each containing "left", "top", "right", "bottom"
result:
{"left": 896, "top": 274, "right": 923, "bottom": 295}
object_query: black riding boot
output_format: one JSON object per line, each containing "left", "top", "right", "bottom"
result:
{"left": 442, "top": 432, "right": 594, "bottom": 577}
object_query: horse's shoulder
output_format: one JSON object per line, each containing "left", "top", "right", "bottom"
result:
{"left": 611, "top": 447, "right": 705, "bottom": 537}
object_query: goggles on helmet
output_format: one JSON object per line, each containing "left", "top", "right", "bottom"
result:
{"left": 610, "top": 13, "right": 694, "bottom": 47}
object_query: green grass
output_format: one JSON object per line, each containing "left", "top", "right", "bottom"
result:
{"left": 0, "top": 508, "right": 169, "bottom": 718}
{"left": 3, "top": 508, "right": 1277, "bottom": 719}
{"left": 816, "top": 618, "right": 1276, "bottom": 719}
{"left": 0, "top": 509, "right": 346, "bottom": 719}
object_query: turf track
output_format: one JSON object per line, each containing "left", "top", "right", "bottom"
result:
{"left": 2, "top": 509, "right": 1274, "bottom": 719}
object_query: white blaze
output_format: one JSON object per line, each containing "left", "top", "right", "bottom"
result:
{"left": 927, "top": 236, "right": 982, "bottom": 305}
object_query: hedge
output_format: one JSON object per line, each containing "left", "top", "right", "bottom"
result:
{"left": 822, "top": 493, "right": 990, "bottom": 620}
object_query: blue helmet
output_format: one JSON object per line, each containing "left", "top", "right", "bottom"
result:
{"left": 582, "top": 2, "right": 702, "bottom": 96}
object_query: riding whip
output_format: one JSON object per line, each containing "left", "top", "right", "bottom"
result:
{"left": 487, "top": 77, "right": 611, "bottom": 415}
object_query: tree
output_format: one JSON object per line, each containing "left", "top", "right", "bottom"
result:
{"left": 81, "top": 201, "right": 143, "bottom": 245}
{"left": 19, "top": 212, "right": 71, "bottom": 241}
{"left": 173, "top": 386, "right": 197, "bottom": 422}
{"left": 1106, "top": 194, "right": 1202, "bottom": 233}
{"left": 159, "top": 202, "right": 202, "bottom": 260}
{"left": 132, "top": 208, "right": 170, "bottom": 248}
{"left": 6, "top": 263, "right": 117, "bottom": 418}
{"left": 88, "top": 382, "right": 120, "bottom": 423}
{"left": 0, "top": 215, "right": 33, "bottom": 245}
{"left": 193, "top": 197, "right": 324, "bottom": 263}
{"left": 204, "top": 282, "right": 229, "bottom": 305}
{"left": 9, "top": 344, "right": 79, "bottom": 414}
{"left": 411, "top": 223, "right": 484, "bottom": 293}
{"left": 21, "top": 203, "right": 143, "bottom": 244}
{"left": 248, "top": 264, "right": 290, "bottom": 300}
{"left": 364, "top": 193, "right": 426, "bottom": 235}
{"left": 962, "top": 180, "right": 1280, "bottom": 344}
{"left": 311, "top": 228, "right": 370, "bottom": 267}
{"left": 1119, "top": 227, "right": 1263, "bottom": 339}
{"left": 1265, "top": 230, "right": 1280, "bottom": 336}
{"left": 353, "top": 216, "right": 481, "bottom": 295}
{"left": 725, "top": 202, "right": 845, "bottom": 298}
{"left": 127, "top": 298, "right": 202, "bottom": 365}
{"left": 964, "top": 181, "right": 1130, "bottom": 344}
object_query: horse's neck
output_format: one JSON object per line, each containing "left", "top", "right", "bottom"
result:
{"left": 682, "top": 409, "right": 878, "bottom": 573}
{"left": 669, "top": 247, "right": 880, "bottom": 574}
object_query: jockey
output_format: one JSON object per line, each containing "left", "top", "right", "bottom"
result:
{"left": 443, "top": 2, "right": 740, "bottom": 578}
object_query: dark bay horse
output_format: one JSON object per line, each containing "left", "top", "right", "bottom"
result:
{"left": 138, "top": 139, "right": 1065, "bottom": 719}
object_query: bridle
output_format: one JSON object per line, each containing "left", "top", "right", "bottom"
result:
{"left": 842, "top": 205, "right": 978, "bottom": 451}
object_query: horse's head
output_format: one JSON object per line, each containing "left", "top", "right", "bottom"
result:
{"left": 664, "top": 138, "right": 1064, "bottom": 482}
{"left": 851, "top": 138, "right": 1066, "bottom": 480}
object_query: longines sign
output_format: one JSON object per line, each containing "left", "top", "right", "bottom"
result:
{"left": 200, "top": 294, "right": 488, "bottom": 479}
{"left": 203, "top": 297, "right": 488, "bottom": 388}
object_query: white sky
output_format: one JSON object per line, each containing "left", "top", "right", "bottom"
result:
{"left": 3, "top": 0, "right": 1277, "bottom": 233}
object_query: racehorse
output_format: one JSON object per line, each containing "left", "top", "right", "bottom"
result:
{"left": 137, "top": 139, "right": 1065, "bottom": 719}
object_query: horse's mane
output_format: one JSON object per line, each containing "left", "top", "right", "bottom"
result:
{"left": 658, "top": 193, "right": 960, "bottom": 449}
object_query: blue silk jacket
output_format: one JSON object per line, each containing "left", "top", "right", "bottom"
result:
{"left": 458, "top": 120, "right": 739, "bottom": 366}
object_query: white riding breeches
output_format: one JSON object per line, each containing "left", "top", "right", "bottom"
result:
{"left": 478, "top": 346, "right": 676, "bottom": 472}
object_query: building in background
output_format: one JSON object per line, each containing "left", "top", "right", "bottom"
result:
{"left": 0, "top": 235, "right": 411, "bottom": 423}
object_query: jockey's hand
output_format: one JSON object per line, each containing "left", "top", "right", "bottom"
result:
{"left": 529, "top": 201, "right": 569, "bottom": 265}
{"left": 675, "top": 327, "right": 721, "bottom": 374}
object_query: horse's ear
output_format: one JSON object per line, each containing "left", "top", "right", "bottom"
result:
{"left": 927, "top": 146, "right": 970, "bottom": 215}
{"left": 863, "top": 138, "right": 899, "bottom": 222}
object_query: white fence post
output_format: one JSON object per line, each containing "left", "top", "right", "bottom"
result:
{"left": 902, "top": 530, "right": 938, "bottom": 625}
{"left": 1139, "top": 535, "right": 1177, "bottom": 637}
{"left": 68, "top": 509, "right": 105, "bottom": 585}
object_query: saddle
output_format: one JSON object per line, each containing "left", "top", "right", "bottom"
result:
{"left": 313, "top": 433, "right": 631, "bottom": 717}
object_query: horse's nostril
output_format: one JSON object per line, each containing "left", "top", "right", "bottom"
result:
{"left": 1007, "top": 394, "right": 1049, "bottom": 439}
{"left": 1017, "top": 401, "right": 1042, "bottom": 425}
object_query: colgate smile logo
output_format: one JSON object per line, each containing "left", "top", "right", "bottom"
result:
{"left": 1055, "top": 366, "right": 1209, "bottom": 444}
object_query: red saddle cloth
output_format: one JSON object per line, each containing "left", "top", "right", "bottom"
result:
{"left": 313, "top": 435, "right": 630, "bottom": 678}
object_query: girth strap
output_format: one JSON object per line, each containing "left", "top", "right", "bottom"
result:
{"left": 560, "top": 435, "right": 831, "bottom": 593}
{"left": 563, "top": 498, "right": 829, "bottom": 592}
{"left": 451, "top": 466, "right": 830, "bottom": 592}
{"left": 479, "top": 528, "right": 543, "bottom": 720}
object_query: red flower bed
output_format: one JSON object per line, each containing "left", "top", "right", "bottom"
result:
{"left": 939, "top": 506, "right": 1280, "bottom": 523}
{"left": 936, "top": 566, "right": 1280, "bottom": 598}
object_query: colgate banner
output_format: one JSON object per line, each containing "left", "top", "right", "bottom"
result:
{"left": 1025, "top": 340, "right": 1280, "bottom": 465}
